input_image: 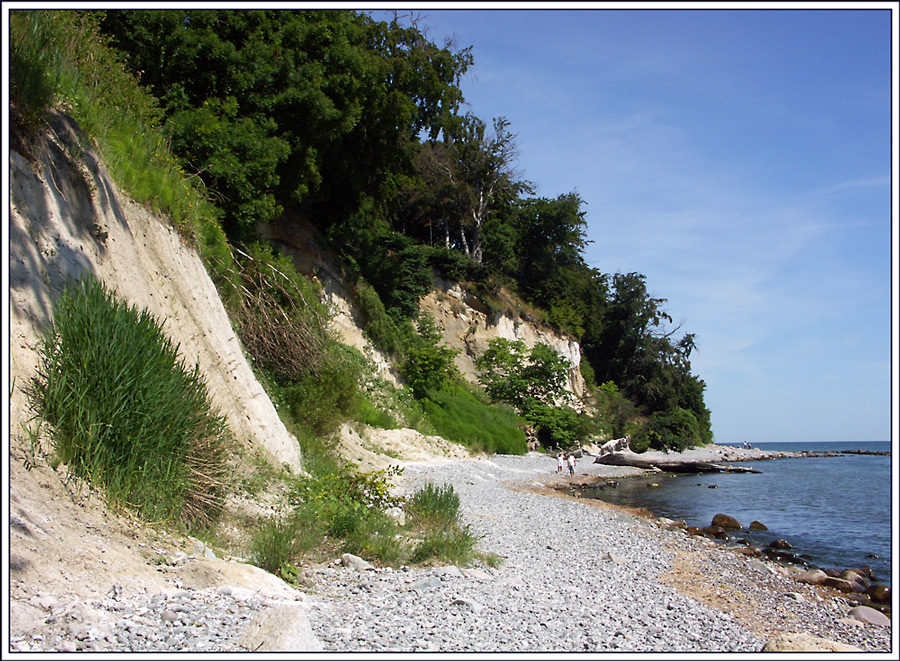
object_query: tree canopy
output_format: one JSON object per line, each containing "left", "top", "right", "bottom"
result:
{"left": 96, "top": 8, "right": 713, "bottom": 448}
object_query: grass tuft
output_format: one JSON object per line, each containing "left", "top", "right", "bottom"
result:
{"left": 28, "top": 276, "right": 231, "bottom": 529}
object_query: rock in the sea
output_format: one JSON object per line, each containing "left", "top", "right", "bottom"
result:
{"left": 762, "top": 632, "right": 862, "bottom": 652}
{"left": 749, "top": 520, "right": 767, "bottom": 530}
{"left": 841, "top": 569, "right": 868, "bottom": 588}
{"left": 767, "top": 539, "right": 792, "bottom": 550}
{"left": 822, "top": 577, "right": 856, "bottom": 593}
{"left": 866, "top": 584, "right": 891, "bottom": 604}
{"left": 848, "top": 605, "right": 891, "bottom": 627}
{"left": 711, "top": 513, "right": 742, "bottom": 529}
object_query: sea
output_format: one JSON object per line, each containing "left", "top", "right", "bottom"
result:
{"left": 584, "top": 441, "right": 895, "bottom": 587}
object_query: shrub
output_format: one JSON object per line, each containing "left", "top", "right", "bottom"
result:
{"left": 405, "top": 482, "right": 461, "bottom": 530}
{"left": 249, "top": 509, "right": 325, "bottom": 577}
{"left": 28, "top": 276, "right": 230, "bottom": 528}
{"left": 410, "top": 526, "right": 480, "bottom": 566}
{"left": 284, "top": 343, "right": 363, "bottom": 437}
{"left": 355, "top": 282, "right": 407, "bottom": 358}
{"left": 402, "top": 313, "right": 460, "bottom": 399}
{"left": 523, "top": 402, "right": 596, "bottom": 450}
{"left": 405, "top": 482, "right": 479, "bottom": 566}
{"left": 230, "top": 242, "right": 330, "bottom": 381}
{"left": 630, "top": 407, "right": 702, "bottom": 453}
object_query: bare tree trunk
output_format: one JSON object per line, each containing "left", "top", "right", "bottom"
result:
{"left": 459, "top": 221, "right": 470, "bottom": 256}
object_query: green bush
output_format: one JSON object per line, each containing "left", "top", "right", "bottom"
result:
{"left": 410, "top": 526, "right": 480, "bottom": 566}
{"left": 419, "top": 384, "right": 527, "bottom": 455}
{"left": 355, "top": 282, "right": 407, "bottom": 358}
{"left": 425, "top": 246, "right": 474, "bottom": 282}
{"left": 523, "top": 402, "right": 596, "bottom": 450}
{"left": 402, "top": 313, "right": 460, "bottom": 399}
{"left": 405, "top": 482, "right": 461, "bottom": 529}
{"left": 250, "top": 509, "right": 326, "bottom": 578}
{"left": 630, "top": 407, "right": 702, "bottom": 453}
{"left": 28, "top": 276, "right": 230, "bottom": 528}
{"left": 405, "top": 482, "right": 479, "bottom": 566}
{"left": 285, "top": 344, "right": 363, "bottom": 437}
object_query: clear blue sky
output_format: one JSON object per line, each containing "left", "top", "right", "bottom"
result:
{"left": 377, "top": 7, "right": 896, "bottom": 444}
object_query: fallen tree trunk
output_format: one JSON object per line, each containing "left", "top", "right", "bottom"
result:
{"left": 594, "top": 452, "right": 760, "bottom": 474}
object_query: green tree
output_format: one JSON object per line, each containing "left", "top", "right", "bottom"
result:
{"left": 402, "top": 313, "right": 460, "bottom": 398}
{"left": 475, "top": 339, "right": 569, "bottom": 411}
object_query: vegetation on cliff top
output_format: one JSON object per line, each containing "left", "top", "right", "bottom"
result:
{"left": 11, "top": 9, "right": 711, "bottom": 465}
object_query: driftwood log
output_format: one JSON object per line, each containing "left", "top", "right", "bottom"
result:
{"left": 594, "top": 451, "right": 760, "bottom": 474}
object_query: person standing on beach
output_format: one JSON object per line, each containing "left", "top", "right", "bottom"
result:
{"left": 566, "top": 453, "right": 575, "bottom": 477}
{"left": 557, "top": 453, "right": 564, "bottom": 474}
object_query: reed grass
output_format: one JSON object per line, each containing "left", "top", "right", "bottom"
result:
{"left": 28, "top": 276, "right": 231, "bottom": 529}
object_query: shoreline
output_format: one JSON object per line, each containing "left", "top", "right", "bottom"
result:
{"left": 303, "top": 451, "right": 892, "bottom": 652}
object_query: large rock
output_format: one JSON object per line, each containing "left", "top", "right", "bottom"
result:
{"left": 340, "top": 553, "right": 374, "bottom": 571}
{"left": 848, "top": 605, "right": 891, "bottom": 627}
{"left": 762, "top": 632, "right": 862, "bottom": 652}
{"left": 711, "top": 513, "right": 742, "bottom": 529}
{"left": 794, "top": 569, "right": 828, "bottom": 586}
{"left": 235, "top": 602, "right": 323, "bottom": 651}
{"left": 749, "top": 520, "right": 767, "bottom": 530}
{"left": 866, "top": 584, "right": 891, "bottom": 604}
{"left": 701, "top": 525, "right": 728, "bottom": 539}
{"left": 767, "top": 538, "right": 792, "bottom": 550}
{"left": 823, "top": 577, "right": 856, "bottom": 593}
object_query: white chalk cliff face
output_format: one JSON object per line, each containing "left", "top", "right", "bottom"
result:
{"left": 8, "top": 114, "right": 302, "bottom": 472}
{"left": 420, "top": 280, "right": 587, "bottom": 408}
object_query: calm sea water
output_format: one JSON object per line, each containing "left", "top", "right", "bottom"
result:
{"left": 586, "top": 441, "right": 894, "bottom": 586}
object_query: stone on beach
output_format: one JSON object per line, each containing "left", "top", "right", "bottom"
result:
{"left": 847, "top": 605, "right": 891, "bottom": 627}
{"left": 794, "top": 569, "right": 828, "bottom": 586}
{"left": 762, "top": 631, "right": 862, "bottom": 652}
{"left": 235, "top": 602, "right": 323, "bottom": 651}
{"left": 341, "top": 554, "right": 374, "bottom": 571}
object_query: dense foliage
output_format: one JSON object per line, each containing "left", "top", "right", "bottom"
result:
{"left": 16, "top": 8, "right": 714, "bottom": 456}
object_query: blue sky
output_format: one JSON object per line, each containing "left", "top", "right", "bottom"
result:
{"left": 377, "top": 7, "right": 896, "bottom": 443}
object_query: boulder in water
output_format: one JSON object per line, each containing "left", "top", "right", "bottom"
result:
{"left": 711, "top": 513, "right": 742, "bottom": 529}
{"left": 749, "top": 520, "right": 767, "bottom": 530}
{"left": 767, "top": 538, "right": 792, "bottom": 550}
{"left": 823, "top": 577, "right": 856, "bottom": 593}
{"left": 701, "top": 525, "right": 727, "bottom": 539}
{"left": 866, "top": 584, "right": 891, "bottom": 604}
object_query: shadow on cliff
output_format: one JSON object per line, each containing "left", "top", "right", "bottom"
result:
{"left": 8, "top": 112, "right": 127, "bottom": 330}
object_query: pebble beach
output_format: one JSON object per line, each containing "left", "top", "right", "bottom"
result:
{"left": 10, "top": 450, "right": 893, "bottom": 653}
{"left": 307, "top": 452, "right": 892, "bottom": 653}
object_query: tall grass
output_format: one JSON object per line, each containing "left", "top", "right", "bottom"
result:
{"left": 419, "top": 384, "right": 528, "bottom": 455}
{"left": 27, "top": 276, "right": 231, "bottom": 528}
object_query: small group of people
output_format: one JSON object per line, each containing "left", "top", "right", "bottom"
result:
{"left": 556, "top": 451, "right": 576, "bottom": 477}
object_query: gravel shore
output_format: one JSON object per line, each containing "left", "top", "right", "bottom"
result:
{"left": 10, "top": 450, "right": 891, "bottom": 653}
{"left": 306, "top": 452, "right": 893, "bottom": 653}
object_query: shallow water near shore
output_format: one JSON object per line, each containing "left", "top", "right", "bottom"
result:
{"left": 583, "top": 441, "right": 894, "bottom": 586}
